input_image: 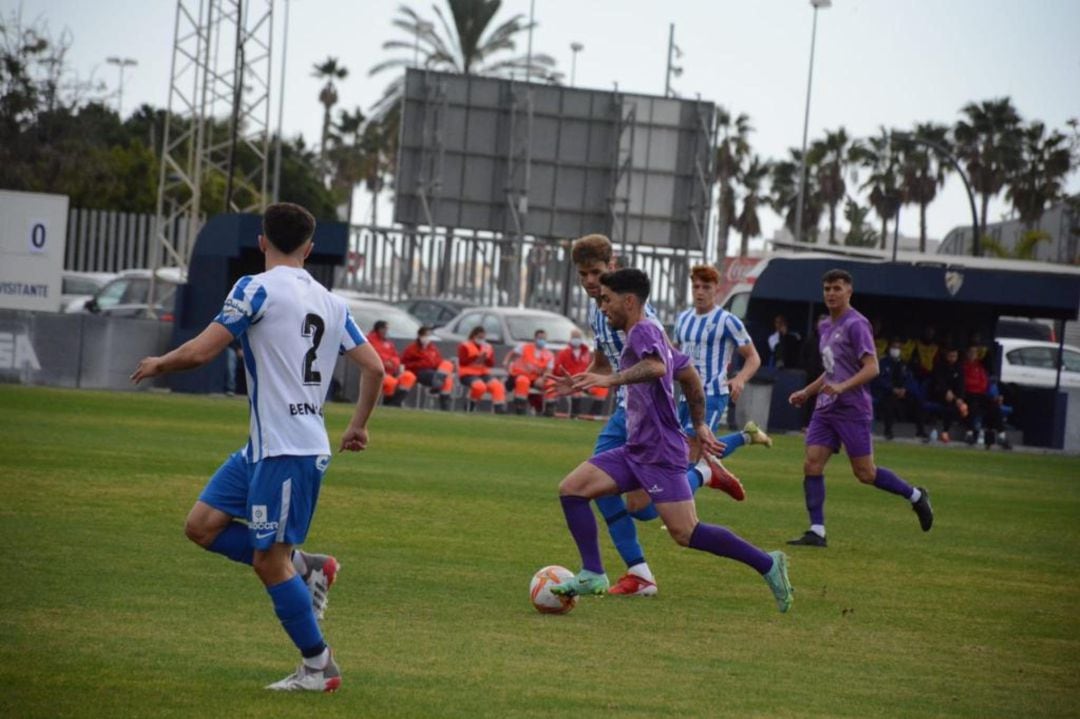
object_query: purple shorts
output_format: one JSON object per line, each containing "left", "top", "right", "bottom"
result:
{"left": 588, "top": 446, "right": 693, "bottom": 504}
{"left": 805, "top": 411, "right": 873, "bottom": 458}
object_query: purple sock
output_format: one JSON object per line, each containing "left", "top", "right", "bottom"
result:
{"left": 688, "top": 523, "right": 773, "bottom": 574}
{"left": 559, "top": 495, "right": 604, "bottom": 574}
{"left": 873, "top": 467, "right": 915, "bottom": 499}
{"left": 804, "top": 474, "right": 825, "bottom": 526}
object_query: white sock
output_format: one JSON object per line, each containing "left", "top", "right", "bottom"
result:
{"left": 742, "top": 431, "right": 752, "bottom": 444}
{"left": 695, "top": 458, "right": 712, "bottom": 484}
{"left": 909, "top": 488, "right": 922, "bottom": 503}
{"left": 291, "top": 550, "right": 308, "bottom": 576}
{"left": 303, "top": 647, "right": 330, "bottom": 670}
{"left": 629, "top": 562, "right": 655, "bottom": 583}
{"left": 810, "top": 524, "right": 826, "bottom": 538}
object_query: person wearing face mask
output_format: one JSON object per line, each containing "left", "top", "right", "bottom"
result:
{"left": 504, "top": 329, "right": 556, "bottom": 415}
{"left": 876, "top": 337, "right": 926, "bottom": 440}
{"left": 369, "top": 320, "right": 417, "bottom": 407}
{"left": 457, "top": 326, "right": 507, "bottom": 413}
{"left": 550, "top": 328, "right": 608, "bottom": 418}
{"left": 402, "top": 326, "right": 455, "bottom": 411}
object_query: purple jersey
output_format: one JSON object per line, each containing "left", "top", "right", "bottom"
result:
{"left": 622, "top": 321, "right": 688, "bottom": 466}
{"left": 815, "top": 308, "right": 875, "bottom": 420}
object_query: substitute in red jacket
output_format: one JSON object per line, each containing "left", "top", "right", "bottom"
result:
{"left": 370, "top": 320, "right": 416, "bottom": 406}
{"left": 503, "top": 329, "right": 555, "bottom": 414}
{"left": 402, "top": 326, "right": 454, "bottom": 411}
{"left": 457, "top": 325, "right": 506, "bottom": 412}
{"left": 549, "top": 329, "right": 608, "bottom": 416}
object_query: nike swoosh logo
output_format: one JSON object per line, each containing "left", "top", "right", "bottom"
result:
{"left": 255, "top": 531, "right": 276, "bottom": 539}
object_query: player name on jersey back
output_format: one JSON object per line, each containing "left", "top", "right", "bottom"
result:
{"left": 214, "top": 266, "right": 366, "bottom": 461}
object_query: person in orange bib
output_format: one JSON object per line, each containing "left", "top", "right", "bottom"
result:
{"left": 550, "top": 328, "right": 608, "bottom": 417}
{"left": 504, "top": 329, "right": 555, "bottom": 415}
{"left": 369, "top": 320, "right": 416, "bottom": 407}
{"left": 457, "top": 326, "right": 507, "bottom": 413}
{"left": 402, "top": 326, "right": 454, "bottom": 411}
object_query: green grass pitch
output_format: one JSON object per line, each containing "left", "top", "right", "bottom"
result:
{"left": 1, "top": 385, "right": 1078, "bottom": 718}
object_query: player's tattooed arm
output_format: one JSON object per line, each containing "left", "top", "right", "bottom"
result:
{"left": 609, "top": 356, "right": 666, "bottom": 386}
{"left": 675, "top": 364, "right": 707, "bottom": 426}
{"left": 573, "top": 355, "right": 664, "bottom": 391}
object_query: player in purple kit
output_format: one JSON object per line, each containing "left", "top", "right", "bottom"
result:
{"left": 787, "top": 269, "right": 934, "bottom": 547}
{"left": 550, "top": 268, "right": 793, "bottom": 613}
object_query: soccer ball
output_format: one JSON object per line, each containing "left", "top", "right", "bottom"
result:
{"left": 530, "top": 565, "right": 578, "bottom": 615}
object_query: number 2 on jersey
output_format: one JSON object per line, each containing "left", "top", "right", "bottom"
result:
{"left": 301, "top": 313, "right": 325, "bottom": 384}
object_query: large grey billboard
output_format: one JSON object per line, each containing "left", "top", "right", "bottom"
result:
{"left": 395, "top": 69, "right": 715, "bottom": 249}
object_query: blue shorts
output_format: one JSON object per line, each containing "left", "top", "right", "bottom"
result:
{"left": 593, "top": 406, "right": 628, "bottom": 454}
{"left": 199, "top": 450, "right": 330, "bottom": 550}
{"left": 677, "top": 394, "right": 730, "bottom": 434}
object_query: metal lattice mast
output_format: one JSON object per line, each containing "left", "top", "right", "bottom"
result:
{"left": 153, "top": 0, "right": 273, "bottom": 273}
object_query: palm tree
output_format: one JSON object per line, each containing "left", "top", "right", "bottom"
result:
{"left": 852, "top": 128, "right": 903, "bottom": 249}
{"left": 370, "top": 1, "right": 557, "bottom": 115}
{"left": 981, "top": 229, "right": 1052, "bottom": 259}
{"left": 733, "top": 155, "right": 769, "bottom": 256}
{"left": 330, "top": 106, "right": 366, "bottom": 222}
{"left": 313, "top": 57, "right": 348, "bottom": 163}
{"left": 770, "top": 148, "right": 822, "bottom": 242}
{"left": 898, "top": 122, "right": 951, "bottom": 252}
{"left": 714, "top": 108, "right": 752, "bottom": 258}
{"left": 1006, "top": 121, "right": 1073, "bottom": 228}
{"left": 954, "top": 97, "right": 1023, "bottom": 240}
{"left": 808, "top": 127, "right": 852, "bottom": 245}
{"left": 842, "top": 197, "right": 878, "bottom": 248}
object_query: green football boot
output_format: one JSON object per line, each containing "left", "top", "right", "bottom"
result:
{"left": 549, "top": 569, "right": 610, "bottom": 597}
{"left": 763, "top": 551, "right": 794, "bottom": 613}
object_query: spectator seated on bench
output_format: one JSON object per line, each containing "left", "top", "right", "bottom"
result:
{"left": 962, "top": 345, "right": 1011, "bottom": 449}
{"left": 369, "top": 320, "right": 416, "bottom": 406}
{"left": 503, "top": 329, "right": 555, "bottom": 415}
{"left": 546, "top": 329, "right": 609, "bottom": 418}
{"left": 875, "top": 337, "right": 927, "bottom": 440}
{"left": 402, "top": 325, "right": 454, "bottom": 411}
{"left": 456, "top": 325, "right": 507, "bottom": 414}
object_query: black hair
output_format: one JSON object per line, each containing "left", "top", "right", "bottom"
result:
{"left": 417, "top": 325, "right": 433, "bottom": 338}
{"left": 821, "top": 268, "right": 853, "bottom": 285}
{"left": 263, "top": 202, "right": 316, "bottom": 254}
{"left": 373, "top": 320, "right": 388, "bottom": 333}
{"left": 534, "top": 329, "right": 546, "bottom": 339}
{"left": 600, "top": 268, "right": 650, "bottom": 303}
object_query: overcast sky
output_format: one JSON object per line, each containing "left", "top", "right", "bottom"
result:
{"left": 10, "top": 0, "right": 1080, "bottom": 249}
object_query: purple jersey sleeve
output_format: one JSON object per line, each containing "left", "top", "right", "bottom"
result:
{"left": 629, "top": 322, "right": 668, "bottom": 365}
{"left": 671, "top": 348, "right": 691, "bottom": 373}
{"left": 851, "top": 316, "right": 877, "bottom": 362}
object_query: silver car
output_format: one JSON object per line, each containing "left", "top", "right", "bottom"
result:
{"left": 437, "top": 306, "right": 586, "bottom": 349}
{"left": 996, "top": 338, "right": 1080, "bottom": 390}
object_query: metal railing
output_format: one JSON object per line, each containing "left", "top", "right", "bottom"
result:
{"left": 341, "top": 224, "right": 702, "bottom": 327}
{"left": 64, "top": 207, "right": 196, "bottom": 273}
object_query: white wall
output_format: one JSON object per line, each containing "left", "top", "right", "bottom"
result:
{"left": 0, "top": 190, "right": 69, "bottom": 312}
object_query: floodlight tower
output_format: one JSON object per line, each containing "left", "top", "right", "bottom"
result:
{"left": 152, "top": 0, "right": 274, "bottom": 277}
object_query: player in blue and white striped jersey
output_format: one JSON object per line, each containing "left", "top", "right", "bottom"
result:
{"left": 550, "top": 235, "right": 741, "bottom": 597}
{"left": 673, "top": 264, "right": 772, "bottom": 468}
{"left": 131, "top": 203, "right": 386, "bottom": 692}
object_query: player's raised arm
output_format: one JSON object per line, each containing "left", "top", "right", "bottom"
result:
{"left": 131, "top": 323, "right": 234, "bottom": 383}
{"left": 339, "top": 342, "right": 384, "bottom": 452}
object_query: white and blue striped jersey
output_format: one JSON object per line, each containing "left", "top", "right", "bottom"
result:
{"left": 214, "top": 266, "right": 366, "bottom": 461}
{"left": 673, "top": 306, "right": 751, "bottom": 396}
{"left": 589, "top": 300, "right": 662, "bottom": 408}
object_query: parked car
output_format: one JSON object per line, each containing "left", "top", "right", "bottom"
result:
{"left": 333, "top": 289, "right": 423, "bottom": 340}
{"left": 61, "top": 271, "right": 117, "bottom": 313}
{"left": 996, "top": 338, "right": 1080, "bottom": 390}
{"left": 437, "top": 307, "right": 585, "bottom": 349}
{"left": 995, "top": 317, "right": 1056, "bottom": 342}
{"left": 395, "top": 297, "right": 477, "bottom": 329}
{"left": 80, "top": 268, "right": 186, "bottom": 320}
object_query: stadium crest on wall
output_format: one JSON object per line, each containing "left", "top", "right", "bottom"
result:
{"left": 944, "top": 270, "right": 964, "bottom": 296}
